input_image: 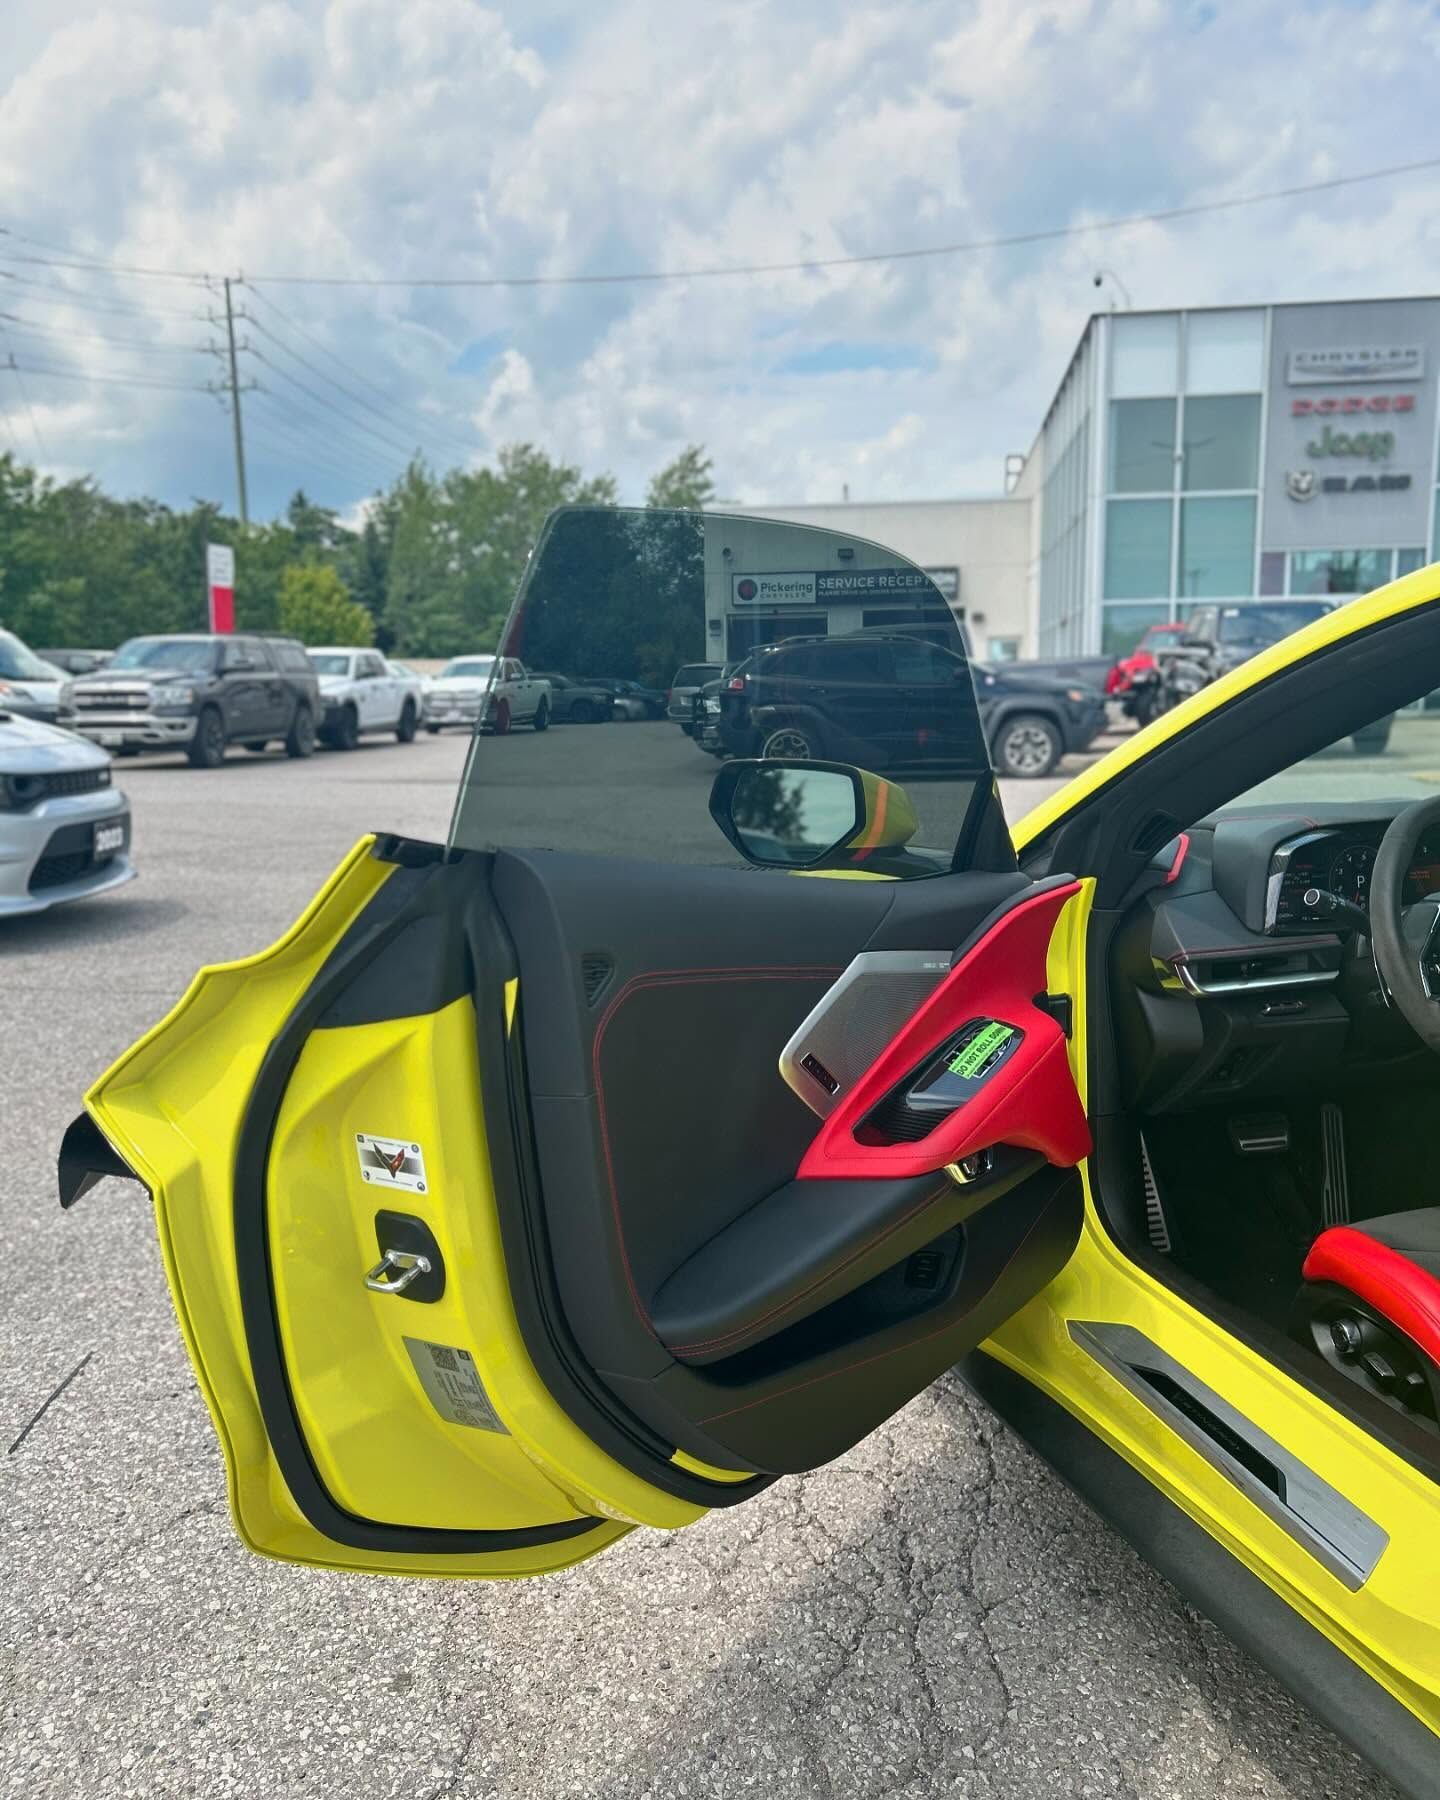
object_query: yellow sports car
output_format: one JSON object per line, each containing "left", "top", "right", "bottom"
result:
{"left": 60, "top": 508, "right": 1440, "bottom": 1798}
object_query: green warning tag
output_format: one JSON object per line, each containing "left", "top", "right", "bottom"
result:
{"left": 948, "top": 1021, "right": 1016, "bottom": 1079}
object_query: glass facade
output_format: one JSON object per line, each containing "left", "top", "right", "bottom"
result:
{"left": 1036, "top": 325, "right": 1096, "bottom": 657}
{"left": 1104, "top": 499, "right": 1171, "bottom": 598}
{"left": 1109, "top": 398, "right": 1175, "bottom": 493}
{"left": 1180, "top": 394, "right": 1260, "bottom": 491}
{"left": 1179, "top": 497, "right": 1258, "bottom": 598}
{"left": 1260, "top": 548, "right": 1428, "bottom": 595}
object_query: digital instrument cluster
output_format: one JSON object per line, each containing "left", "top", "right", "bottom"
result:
{"left": 1266, "top": 826, "right": 1440, "bottom": 931}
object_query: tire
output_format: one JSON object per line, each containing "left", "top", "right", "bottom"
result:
{"left": 396, "top": 699, "right": 418, "bottom": 743}
{"left": 761, "top": 722, "right": 823, "bottom": 760}
{"left": 286, "top": 705, "right": 316, "bottom": 759}
{"left": 491, "top": 698, "right": 512, "bottom": 736}
{"left": 425, "top": 723, "right": 442, "bottom": 735}
{"left": 1352, "top": 718, "right": 1393, "bottom": 755}
{"left": 532, "top": 698, "right": 550, "bottom": 732}
{"left": 568, "top": 697, "right": 595, "bottom": 724}
{"left": 993, "top": 713, "right": 1063, "bottom": 779}
{"left": 330, "top": 704, "right": 359, "bottom": 751}
{"left": 186, "top": 706, "right": 226, "bottom": 769}
{"left": 243, "top": 740, "right": 269, "bottom": 753}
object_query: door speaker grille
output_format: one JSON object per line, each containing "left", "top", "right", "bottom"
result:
{"left": 581, "top": 953, "right": 614, "bottom": 1005}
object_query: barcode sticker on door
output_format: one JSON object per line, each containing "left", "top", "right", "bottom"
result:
{"left": 403, "top": 1337, "right": 507, "bottom": 1434}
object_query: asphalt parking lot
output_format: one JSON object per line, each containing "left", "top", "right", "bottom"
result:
{"left": 0, "top": 722, "right": 1400, "bottom": 1800}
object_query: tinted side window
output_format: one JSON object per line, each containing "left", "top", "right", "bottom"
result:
{"left": 890, "top": 641, "right": 959, "bottom": 683}
{"left": 222, "top": 639, "right": 258, "bottom": 670}
{"left": 815, "top": 643, "right": 889, "bottom": 682}
{"left": 272, "top": 642, "right": 311, "bottom": 674}
{"left": 358, "top": 653, "right": 386, "bottom": 678}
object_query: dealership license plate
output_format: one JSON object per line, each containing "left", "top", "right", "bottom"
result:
{"left": 94, "top": 822, "right": 125, "bottom": 858}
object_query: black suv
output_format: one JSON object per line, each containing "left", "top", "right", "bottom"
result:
{"left": 701, "top": 633, "right": 1106, "bottom": 778}
{"left": 68, "top": 633, "right": 321, "bottom": 768}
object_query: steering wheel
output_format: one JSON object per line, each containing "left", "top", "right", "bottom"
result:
{"left": 1371, "top": 795, "right": 1440, "bottom": 1051}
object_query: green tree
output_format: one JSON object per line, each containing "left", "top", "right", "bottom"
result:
{"left": 645, "top": 445, "right": 715, "bottom": 512}
{"left": 277, "top": 563, "right": 374, "bottom": 646}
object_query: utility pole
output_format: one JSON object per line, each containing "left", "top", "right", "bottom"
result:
{"left": 222, "top": 277, "right": 249, "bottom": 526}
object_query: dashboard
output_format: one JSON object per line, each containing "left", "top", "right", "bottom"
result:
{"left": 1266, "top": 824, "right": 1440, "bottom": 931}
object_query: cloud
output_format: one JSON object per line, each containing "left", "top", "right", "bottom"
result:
{"left": 0, "top": 0, "right": 1437, "bottom": 516}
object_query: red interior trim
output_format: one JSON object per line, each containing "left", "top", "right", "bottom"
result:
{"left": 797, "top": 883, "right": 1090, "bottom": 1182}
{"left": 1163, "top": 832, "right": 1191, "bottom": 885}
{"left": 1303, "top": 1225, "right": 1440, "bottom": 1367}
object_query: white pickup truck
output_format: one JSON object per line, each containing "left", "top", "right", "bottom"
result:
{"left": 423, "top": 655, "right": 552, "bottom": 735}
{"left": 306, "top": 646, "right": 424, "bottom": 749}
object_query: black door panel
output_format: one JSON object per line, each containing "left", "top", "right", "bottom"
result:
{"left": 489, "top": 848, "right": 1077, "bottom": 1476}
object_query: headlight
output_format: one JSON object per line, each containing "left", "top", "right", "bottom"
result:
{"left": 153, "top": 685, "right": 196, "bottom": 710}
{"left": 0, "top": 771, "right": 45, "bottom": 809}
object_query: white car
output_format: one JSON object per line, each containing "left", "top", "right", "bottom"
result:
{"left": 0, "top": 628, "right": 73, "bottom": 726}
{"left": 423, "top": 656, "right": 552, "bottom": 735}
{"left": 305, "top": 647, "right": 424, "bottom": 750}
{"left": 0, "top": 710, "right": 134, "bottom": 917}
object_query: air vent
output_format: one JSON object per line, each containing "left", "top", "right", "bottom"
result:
{"left": 1132, "top": 811, "right": 1183, "bottom": 858}
{"left": 580, "top": 952, "right": 614, "bottom": 1005}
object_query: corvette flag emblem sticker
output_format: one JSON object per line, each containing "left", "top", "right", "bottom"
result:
{"left": 355, "top": 1133, "right": 428, "bottom": 1193}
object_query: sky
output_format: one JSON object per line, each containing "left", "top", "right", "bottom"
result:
{"left": 0, "top": 0, "right": 1438, "bottom": 520}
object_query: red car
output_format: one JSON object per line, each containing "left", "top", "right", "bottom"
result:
{"left": 1106, "top": 620, "right": 1188, "bottom": 695}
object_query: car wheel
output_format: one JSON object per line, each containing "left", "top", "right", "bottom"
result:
{"left": 286, "top": 705, "right": 317, "bottom": 759}
{"left": 994, "top": 713, "right": 1062, "bottom": 778}
{"left": 532, "top": 698, "right": 550, "bottom": 732}
{"left": 243, "top": 740, "right": 269, "bottom": 753}
{"left": 568, "top": 697, "right": 595, "bottom": 724}
{"left": 1352, "top": 719, "right": 1393, "bottom": 754}
{"left": 331, "top": 704, "right": 360, "bottom": 751}
{"left": 186, "top": 706, "right": 226, "bottom": 769}
{"left": 491, "top": 698, "right": 512, "bottom": 736}
{"left": 761, "top": 723, "right": 822, "bottom": 759}
{"left": 396, "top": 699, "right": 418, "bottom": 743}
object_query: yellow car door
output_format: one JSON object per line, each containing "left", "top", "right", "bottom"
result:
{"left": 60, "top": 508, "right": 1097, "bottom": 1578}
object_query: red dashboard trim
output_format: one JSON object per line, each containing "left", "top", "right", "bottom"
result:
{"left": 796, "top": 882, "right": 1091, "bottom": 1181}
{"left": 1303, "top": 1226, "right": 1440, "bottom": 1368}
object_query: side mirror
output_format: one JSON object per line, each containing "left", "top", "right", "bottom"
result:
{"left": 226, "top": 658, "right": 256, "bottom": 673}
{"left": 709, "top": 759, "right": 918, "bottom": 868}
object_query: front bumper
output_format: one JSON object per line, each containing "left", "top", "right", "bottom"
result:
{"left": 0, "top": 788, "right": 135, "bottom": 916}
{"left": 423, "top": 700, "right": 482, "bottom": 728}
{"left": 1063, "top": 703, "right": 1108, "bottom": 751}
{"left": 72, "top": 711, "right": 197, "bottom": 748}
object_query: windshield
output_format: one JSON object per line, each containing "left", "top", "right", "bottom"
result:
{"left": 307, "top": 653, "right": 351, "bottom": 676}
{"left": 672, "top": 664, "right": 719, "bottom": 686}
{"left": 0, "top": 631, "right": 63, "bottom": 682}
{"left": 1217, "top": 603, "right": 1331, "bottom": 646}
{"left": 440, "top": 657, "right": 496, "bottom": 680}
{"left": 109, "top": 638, "right": 218, "bottom": 673}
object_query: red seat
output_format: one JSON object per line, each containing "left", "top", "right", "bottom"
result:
{"left": 1296, "top": 1212, "right": 1440, "bottom": 1421}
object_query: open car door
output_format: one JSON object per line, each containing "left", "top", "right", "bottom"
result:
{"left": 60, "top": 509, "right": 1093, "bottom": 1577}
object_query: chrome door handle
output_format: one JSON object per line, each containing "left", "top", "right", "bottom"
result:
{"left": 364, "top": 1247, "right": 432, "bottom": 1295}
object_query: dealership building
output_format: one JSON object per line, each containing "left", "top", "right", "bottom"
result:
{"left": 734, "top": 296, "right": 1440, "bottom": 662}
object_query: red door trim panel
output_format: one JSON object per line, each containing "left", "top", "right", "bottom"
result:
{"left": 1303, "top": 1226, "right": 1440, "bottom": 1367}
{"left": 797, "top": 882, "right": 1090, "bottom": 1181}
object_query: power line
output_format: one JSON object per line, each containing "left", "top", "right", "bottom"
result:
{"left": 242, "top": 309, "right": 466, "bottom": 466}
{"left": 0, "top": 312, "right": 210, "bottom": 355}
{"left": 0, "top": 267, "right": 206, "bottom": 320}
{"left": 249, "top": 389, "right": 405, "bottom": 490}
{"left": 247, "top": 346, "right": 423, "bottom": 463}
{"left": 6, "top": 358, "right": 209, "bottom": 393}
{"left": 245, "top": 409, "right": 392, "bottom": 495}
{"left": 242, "top": 281, "right": 480, "bottom": 459}
{"left": 4, "top": 156, "right": 1438, "bottom": 288}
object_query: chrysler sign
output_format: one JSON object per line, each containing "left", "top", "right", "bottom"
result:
{"left": 1287, "top": 344, "right": 1425, "bottom": 384}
